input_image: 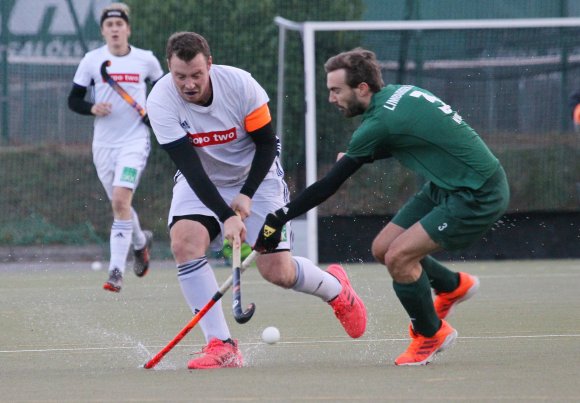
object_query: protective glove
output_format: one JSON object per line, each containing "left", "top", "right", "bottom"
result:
{"left": 254, "top": 209, "right": 287, "bottom": 253}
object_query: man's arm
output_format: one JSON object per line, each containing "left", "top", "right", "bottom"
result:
{"left": 239, "top": 122, "right": 277, "bottom": 198}
{"left": 67, "top": 84, "right": 93, "bottom": 115}
{"left": 285, "top": 155, "right": 363, "bottom": 220}
{"left": 254, "top": 155, "right": 364, "bottom": 252}
{"left": 162, "top": 136, "right": 236, "bottom": 223}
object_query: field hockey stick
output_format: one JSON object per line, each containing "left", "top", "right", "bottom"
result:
{"left": 232, "top": 241, "right": 256, "bottom": 324}
{"left": 143, "top": 250, "right": 259, "bottom": 369}
{"left": 100, "top": 60, "right": 149, "bottom": 124}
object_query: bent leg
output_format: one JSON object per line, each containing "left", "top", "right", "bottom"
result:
{"left": 257, "top": 251, "right": 366, "bottom": 338}
{"left": 256, "top": 251, "right": 341, "bottom": 301}
{"left": 171, "top": 219, "right": 231, "bottom": 343}
{"left": 109, "top": 186, "right": 134, "bottom": 273}
{"left": 384, "top": 222, "right": 441, "bottom": 337}
{"left": 373, "top": 221, "right": 459, "bottom": 292}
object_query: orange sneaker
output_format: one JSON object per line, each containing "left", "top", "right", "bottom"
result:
{"left": 434, "top": 272, "right": 480, "bottom": 319}
{"left": 394, "top": 320, "right": 457, "bottom": 366}
{"left": 187, "top": 338, "right": 243, "bottom": 369}
{"left": 327, "top": 264, "right": 367, "bottom": 338}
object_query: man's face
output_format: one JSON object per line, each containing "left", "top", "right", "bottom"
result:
{"left": 168, "top": 53, "right": 212, "bottom": 105}
{"left": 327, "top": 69, "right": 365, "bottom": 117}
{"left": 101, "top": 18, "right": 130, "bottom": 48}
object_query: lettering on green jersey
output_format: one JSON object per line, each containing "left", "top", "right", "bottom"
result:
{"left": 409, "top": 90, "right": 463, "bottom": 124}
{"left": 383, "top": 85, "right": 413, "bottom": 111}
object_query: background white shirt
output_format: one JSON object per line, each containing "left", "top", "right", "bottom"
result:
{"left": 73, "top": 45, "right": 164, "bottom": 147}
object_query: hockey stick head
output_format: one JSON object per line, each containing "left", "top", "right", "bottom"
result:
{"left": 233, "top": 302, "right": 256, "bottom": 324}
{"left": 100, "top": 60, "right": 112, "bottom": 79}
{"left": 232, "top": 243, "right": 256, "bottom": 324}
{"left": 233, "top": 273, "right": 256, "bottom": 324}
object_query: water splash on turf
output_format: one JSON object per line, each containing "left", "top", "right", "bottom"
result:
{"left": 135, "top": 342, "right": 179, "bottom": 370}
{"left": 86, "top": 326, "right": 179, "bottom": 370}
{"left": 135, "top": 342, "right": 153, "bottom": 367}
{"left": 240, "top": 342, "right": 266, "bottom": 367}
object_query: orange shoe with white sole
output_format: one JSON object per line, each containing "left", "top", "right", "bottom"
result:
{"left": 395, "top": 320, "right": 457, "bottom": 366}
{"left": 434, "top": 272, "right": 480, "bottom": 319}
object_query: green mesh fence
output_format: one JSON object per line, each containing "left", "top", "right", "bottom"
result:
{"left": 0, "top": 0, "right": 579, "bottom": 247}
{"left": 278, "top": 24, "right": 580, "bottom": 218}
{"left": 0, "top": 0, "right": 364, "bottom": 245}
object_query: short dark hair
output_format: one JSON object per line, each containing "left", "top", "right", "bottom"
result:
{"left": 324, "top": 47, "right": 384, "bottom": 93}
{"left": 166, "top": 32, "right": 211, "bottom": 62}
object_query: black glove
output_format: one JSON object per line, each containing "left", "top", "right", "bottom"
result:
{"left": 254, "top": 209, "right": 287, "bottom": 253}
{"left": 142, "top": 113, "right": 151, "bottom": 128}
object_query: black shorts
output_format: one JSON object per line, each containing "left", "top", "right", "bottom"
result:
{"left": 170, "top": 214, "right": 221, "bottom": 241}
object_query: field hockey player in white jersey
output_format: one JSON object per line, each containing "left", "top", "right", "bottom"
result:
{"left": 146, "top": 32, "right": 367, "bottom": 369}
{"left": 67, "top": 3, "right": 164, "bottom": 292}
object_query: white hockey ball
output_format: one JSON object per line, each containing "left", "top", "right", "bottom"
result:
{"left": 261, "top": 326, "right": 280, "bottom": 344}
{"left": 91, "top": 261, "right": 103, "bottom": 271}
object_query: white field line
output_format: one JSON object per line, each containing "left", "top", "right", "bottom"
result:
{"left": 2, "top": 333, "right": 580, "bottom": 354}
{"left": 4, "top": 271, "right": 579, "bottom": 292}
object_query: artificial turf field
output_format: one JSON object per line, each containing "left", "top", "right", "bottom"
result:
{"left": 1, "top": 258, "right": 579, "bottom": 402}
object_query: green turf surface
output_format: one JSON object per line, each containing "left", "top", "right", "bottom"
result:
{"left": 1, "top": 259, "right": 580, "bottom": 402}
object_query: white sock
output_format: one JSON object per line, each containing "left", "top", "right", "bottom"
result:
{"left": 177, "top": 256, "right": 231, "bottom": 342}
{"left": 131, "top": 208, "right": 146, "bottom": 250}
{"left": 109, "top": 219, "right": 133, "bottom": 273}
{"left": 291, "top": 256, "right": 341, "bottom": 302}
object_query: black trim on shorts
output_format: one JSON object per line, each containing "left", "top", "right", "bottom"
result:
{"left": 170, "top": 214, "right": 221, "bottom": 241}
{"left": 261, "top": 248, "right": 290, "bottom": 255}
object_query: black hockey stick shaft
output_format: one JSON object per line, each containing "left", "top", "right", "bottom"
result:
{"left": 232, "top": 242, "right": 256, "bottom": 324}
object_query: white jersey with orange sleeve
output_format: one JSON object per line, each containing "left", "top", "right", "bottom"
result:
{"left": 147, "top": 64, "right": 280, "bottom": 188}
{"left": 72, "top": 44, "right": 164, "bottom": 148}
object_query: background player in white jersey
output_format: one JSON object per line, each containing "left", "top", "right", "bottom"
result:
{"left": 67, "top": 3, "right": 164, "bottom": 292}
{"left": 147, "top": 32, "right": 367, "bottom": 369}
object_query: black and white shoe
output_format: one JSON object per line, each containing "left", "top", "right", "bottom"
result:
{"left": 103, "top": 268, "right": 123, "bottom": 292}
{"left": 133, "top": 230, "right": 152, "bottom": 277}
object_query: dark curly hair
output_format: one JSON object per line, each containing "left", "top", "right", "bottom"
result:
{"left": 324, "top": 47, "right": 384, "bottom": 93}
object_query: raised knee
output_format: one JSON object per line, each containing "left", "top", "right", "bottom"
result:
{"left": 384, "top": 249, "right": 406, "bottom": 277}
{"left": 371, "top": 240, "right": 387, "bottom": 264}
